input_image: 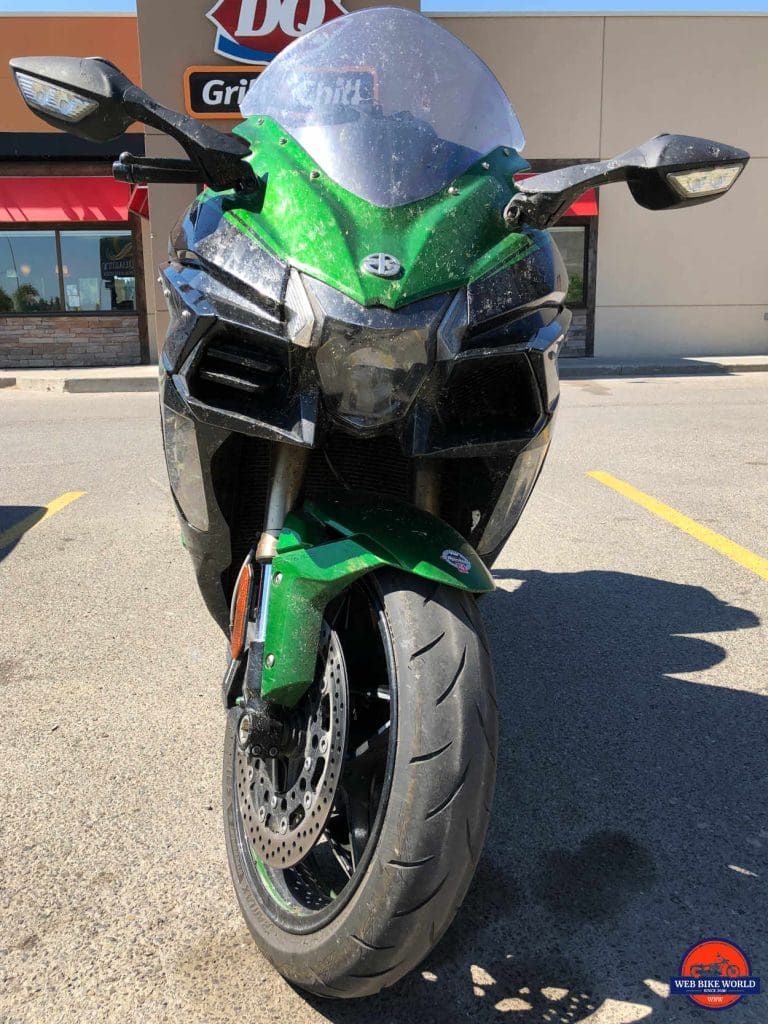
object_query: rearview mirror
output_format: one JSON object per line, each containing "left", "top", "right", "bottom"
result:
{"left": 506, "top": 133, "right": 750, "bottom": 230}
{"left": 11, "top": 56, "right": 134, "bottom": 141}
{"left": 10, "top": 56, "right": 258, "bottom": 193}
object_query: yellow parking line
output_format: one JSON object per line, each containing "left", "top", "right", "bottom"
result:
{"left": 587, "top": 471, "right": 768, "bottom": 582}
{"left": 0, "top": 491, "right": 86, "bottom": 551}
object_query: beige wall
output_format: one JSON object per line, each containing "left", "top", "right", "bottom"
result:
{"left": 136, "top": 2, "right": 768, "bottom": 358}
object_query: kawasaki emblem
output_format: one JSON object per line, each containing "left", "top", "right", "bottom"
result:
{"left": 207, "top": 0, "right": 348, "bottom": 65}
{"left": 361, "top": 253, "right": 402, "bottom": 279}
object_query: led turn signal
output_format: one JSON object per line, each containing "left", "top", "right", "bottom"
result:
{"left": 230, "top": 560, "right": 254, "bottom": 661}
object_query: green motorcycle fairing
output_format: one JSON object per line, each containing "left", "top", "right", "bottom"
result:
{"left": 196, "top": 115, "right": 535, "bottom": 311}
{"left": 198, "top": 121, "right": 530, "bottom": 707}
{"left": 198, "top": 113, "right": 531, "bottom": 706}
{"left": 260, "top": 494, "right": 494, "bottom": 707}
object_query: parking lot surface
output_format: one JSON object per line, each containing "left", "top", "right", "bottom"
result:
{"left": 1, "top": 373, "right": 766, "bottom": 1024}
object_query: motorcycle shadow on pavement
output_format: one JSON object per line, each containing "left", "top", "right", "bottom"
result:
{"left": 0, "top": 505, "right": 46, "bottom": 563}
{"left": 308, "top": 569, "right": 765, "bottom": 1024}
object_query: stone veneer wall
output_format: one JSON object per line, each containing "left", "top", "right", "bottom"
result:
{"left": 561, "top": 309, "right": 588, "bottom": 357}
{"left": 0, "top": 316, "right": 141, "bottom": 368}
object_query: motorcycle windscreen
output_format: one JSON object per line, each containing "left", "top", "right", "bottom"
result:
{"left": 239, "top": 7, "right": 525, "bottom": 208}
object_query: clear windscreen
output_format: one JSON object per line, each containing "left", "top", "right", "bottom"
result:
{"left": 240, "top": 7, "right": 525, "bottom": 208}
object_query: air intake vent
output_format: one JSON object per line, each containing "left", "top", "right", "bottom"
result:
{"left": 191, "top": 329, "right": 290, "bottom": 417}
{"left": 198, "top": 341, "right": 283, "bottom": 396}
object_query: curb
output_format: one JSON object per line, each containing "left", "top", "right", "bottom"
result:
{"left": 3, "top": 375, "right": 159, "bottom": 394}
{"left": 64, "top": 377, "right": 159, "bottom": 394}
{"left": 559, "top": 360, "right": 768, "bottom": 379}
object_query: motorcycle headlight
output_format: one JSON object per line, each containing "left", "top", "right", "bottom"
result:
{"left": 316, "top": 325, "right": 430, "bottom": 429}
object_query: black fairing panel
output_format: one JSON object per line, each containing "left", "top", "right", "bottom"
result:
{"left": 172, "top": 197, "right": 288, "bottom": 315}
{"left": 159, "top": 201, "right": 568, "bottom": 629}
{"left": 466, "top": 229, "right": 567, "bottom": 338}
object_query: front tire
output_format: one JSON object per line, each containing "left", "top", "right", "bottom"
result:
{"left": 223, "top": 568, "right": 497, "bottom": 998}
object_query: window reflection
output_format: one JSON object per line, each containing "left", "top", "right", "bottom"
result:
{"left": 0, "top": 229, "right": 136, "bottom": 314}
{"left": 60, "top": 231, "right": 136, "bottom": 312}
{"left": 551, "top": 225, "right": 587, "bottom": 306}
{"left": 0, "top": 232, "right": 61, "bottom": 312}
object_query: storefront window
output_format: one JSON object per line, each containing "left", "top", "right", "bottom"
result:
{"left": 0, "top": 228, "right": 136, "bottom": 314}
{"left": 551, "top": 225, "right": 587, "bottom": 306}
{"left": 60, "top": 231, "right": 136, "bottom": 312}
{"left": 0, "top": 232, "right": 62, "bottom": 313}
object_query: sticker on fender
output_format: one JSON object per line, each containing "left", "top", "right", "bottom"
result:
{"left": 441, "top": 549, "right": 471, "bottom": 575}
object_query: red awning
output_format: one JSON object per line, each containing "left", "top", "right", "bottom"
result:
{"left": 515, "top": 174, "right": 598, "bottom": 217}
{"left": 0, "top": 177, "right": 132, "bottom": 224}
{"left": 128, "top": 185, "right": 150, "bottom": 220}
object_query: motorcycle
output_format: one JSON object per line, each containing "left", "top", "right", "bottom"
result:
{"left": 690, "top": 955, "right": 741, "bottom": 978}
{"left": 11, "top": 6, "right": 749, "bottom": 999}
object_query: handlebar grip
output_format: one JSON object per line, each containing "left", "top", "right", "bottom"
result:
{"left": 113, "top": 153, "right": 202, "bottom": 185}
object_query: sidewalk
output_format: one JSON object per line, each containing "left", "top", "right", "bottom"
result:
{"left": 0, "top": 365, "right": 159, "bottom": 393}
{"left": 1, "top": 354, "right": 767, "bottom": 393}
{"left": 559, "top": 354, "right": 768, "bottom": 379}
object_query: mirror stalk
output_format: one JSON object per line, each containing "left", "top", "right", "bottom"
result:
{"left": 121, "top": 85, "right": 260, "bottom": 193}
{"left": 506, "top": 134, "right": 749, "bottom": 230}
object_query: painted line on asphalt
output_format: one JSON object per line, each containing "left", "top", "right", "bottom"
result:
{"left": 587, "top": 471, "right": 768, "bottom": 582}
{"left": 0, "top": 491, "right": 86, "bottom": 551}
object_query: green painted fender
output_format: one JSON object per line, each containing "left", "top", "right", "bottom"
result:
{"left": 261, "top": 493, "right": 494, "bottom": 706}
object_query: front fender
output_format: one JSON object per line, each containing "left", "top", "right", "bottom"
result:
{"left": 261, "top": 493, "right": 494, "bottom": 706}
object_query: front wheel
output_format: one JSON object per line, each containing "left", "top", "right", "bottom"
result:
{"left": 222, "top": 568, "right": 497, "bottom": 998}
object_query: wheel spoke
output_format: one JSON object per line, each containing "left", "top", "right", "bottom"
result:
{"left": 322, "top": 831, "right": 354, "bottom": 878}
{"left": 338, "top": 783, "right": 370, "bottom": 870}
{"left": 347, "top": 721, "right": 390, "bottom": 773}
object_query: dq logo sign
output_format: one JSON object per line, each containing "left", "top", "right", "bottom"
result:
{"left": 207, "top": 0, "right": 347, "bottom": 64}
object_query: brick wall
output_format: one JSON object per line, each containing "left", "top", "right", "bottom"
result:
{"left": 0, "top": 316, "right": 141, "bottom": 368}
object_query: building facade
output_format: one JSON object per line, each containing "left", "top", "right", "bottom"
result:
{"left": 1, "top": 2, "right": 766, "bottom": 365}
{"left": 0, "top": 12, "right": 148, "bottom": 369}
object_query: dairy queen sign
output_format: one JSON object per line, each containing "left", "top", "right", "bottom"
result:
{"left": 207, "top": 0, "right": 347, "bottom": 63}
{"left": 185, "top": 0, "right": 347, "bottom": 118}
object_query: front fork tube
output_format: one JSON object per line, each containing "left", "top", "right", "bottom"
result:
{"left": 224, "top": 442, "right": 307, "bottom": 707}
{"left": 256, "top": 443, "right": 309, "bottom": 561}
{"left": 413, "top": 459, "right": 441, "bottom": 516}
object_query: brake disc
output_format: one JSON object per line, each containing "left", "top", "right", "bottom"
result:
{"left": 235, "top": 624, "right": 348, "bottom": 868}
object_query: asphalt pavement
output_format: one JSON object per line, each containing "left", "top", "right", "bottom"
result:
{"left": 1, "top": 374, "right": 766, "bottom": 1024}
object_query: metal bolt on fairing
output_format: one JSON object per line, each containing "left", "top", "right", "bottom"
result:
{"left": 447, "top": 186, "right": 460, "bottom": 196}
{"left": 481, "top": 161, "right": 490, "bottom": 170}
{"left": 265, "top": 654, "right": 275, "bottom": 668}
{"left": 279, "top": 137, "right": 288, "bottom": 146}
{"left": 274, "top": 573, "right": 283, "bottom": 585}
{"left": 309, "top": 170, "right": 320, "bottom": 181}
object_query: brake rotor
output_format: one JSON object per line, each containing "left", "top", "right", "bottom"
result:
{"left": 235, "top": 624, "right": 348, "bottom": 868}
